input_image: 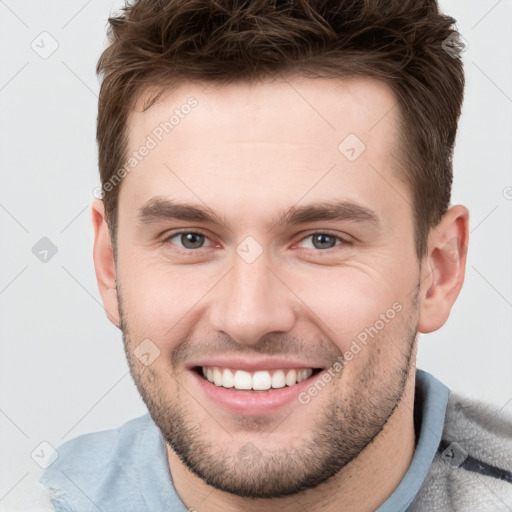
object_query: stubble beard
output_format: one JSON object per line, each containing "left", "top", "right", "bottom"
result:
{"left": 118, "top": 283, "right": 419, "bottom": 499}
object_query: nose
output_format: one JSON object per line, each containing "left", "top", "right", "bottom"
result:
{"left": 208, "top": 249, "right": 297, "bottom": 347}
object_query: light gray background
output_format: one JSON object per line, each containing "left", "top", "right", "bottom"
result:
{"left": 1, "top": 0, "right": 511, "bottom": 501}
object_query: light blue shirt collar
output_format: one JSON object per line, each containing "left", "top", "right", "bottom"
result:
{"left": 376, "top": 369, "right": 450, "bottom": 511}
{"left": 41, "top": 369, "right": 449, "bottom": 511}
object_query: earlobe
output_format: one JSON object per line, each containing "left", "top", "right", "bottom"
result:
{"left": 91, "top": 199, "right": 120, "bottom": 328}
{"left": 418, "top": 205, "right": 469, "bottom": 334}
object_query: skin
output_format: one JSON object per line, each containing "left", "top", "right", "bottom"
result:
{"left": 92, "top": 75, "right": 469, "bottom": 512}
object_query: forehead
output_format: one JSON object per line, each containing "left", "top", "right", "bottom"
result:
{"left": 119, "top": 75, "right": 408, "bottom": 228}
{"left": 130, "top": 75, "right": 400, "bottom": 154}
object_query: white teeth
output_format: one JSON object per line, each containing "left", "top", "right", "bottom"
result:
{"left": 201, "top": 366, "right": 315, "bottom": 390}
{"left": 303, "top": 370, "right": 311, "bottom": 382}
{"left": 222, "top": 368, "right": 234, "bottom": 388}
{"left": 297, "top": 369, "right": 313, "bottom": 383}
{"left": 284, "top": 369, "right": 297, "bottom": 386}
{"left": 213, "top": 367, "right": 223, "bottom": 386}
{"left": 271, "top": 370, "right": 285, "bottom": 388}
{"left": 233, "top": 370, "right": 252, "bottom": 389}
{"left": 253, "top": 371, "right": 272, "bottom": 390}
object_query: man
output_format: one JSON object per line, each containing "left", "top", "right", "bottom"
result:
{"left": 39, "top": 0, "right": 512, "bottom": 510}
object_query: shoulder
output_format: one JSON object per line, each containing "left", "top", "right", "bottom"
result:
{"left": 444, "top": 391, "right": 512, "bottom": 452}
{"left": 410, "top": 391, "right": 512, "bottom": 511}
{"left": 49, "top": 414, "right": 152, "bottom": 471}
{"left": 39, "top": 414, "right": 155, "bottom": 511}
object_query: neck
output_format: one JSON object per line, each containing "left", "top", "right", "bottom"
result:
{"left": 167, "top": 367, "right": 417, "bottom": 512}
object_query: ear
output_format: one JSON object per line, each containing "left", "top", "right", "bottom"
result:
{"left": 91, "top": 198, "right": 120, "bottom": 328}
{"left": 418, "top": 205, "right": 469, "bottom": 333}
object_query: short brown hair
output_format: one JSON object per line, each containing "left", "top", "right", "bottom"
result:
{"left": 96, "top": 0, "right": 464, "bottom": 258}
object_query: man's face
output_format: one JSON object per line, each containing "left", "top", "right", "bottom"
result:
{"left": 114, "top": 76, "right": 423, "bottom": 497}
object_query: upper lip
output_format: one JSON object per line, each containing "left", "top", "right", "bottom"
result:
{"left": 189, "top": 357, "right": 324, "bottom": 372}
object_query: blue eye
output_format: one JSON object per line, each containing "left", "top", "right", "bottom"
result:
{"left": 165, "top": 231, "right": 211, "bottom": 250}
{"left": 162, "top": 230, "right": 348, "bottom": 254}
{"left": 298, "top": 232, "right": 345, "bottom": 250}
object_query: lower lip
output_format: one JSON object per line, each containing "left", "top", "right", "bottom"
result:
{"left": 189, "top": 369, "right": 320, "bottom": 416}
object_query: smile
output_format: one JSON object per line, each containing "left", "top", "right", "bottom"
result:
{"left": 197, "top": 366, "right": 322, "bottom": 391}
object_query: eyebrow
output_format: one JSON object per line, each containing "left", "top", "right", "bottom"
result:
{"left": 137, "top": 196, "right": 229, "bottom": 226}
{"left": 137, "top": 196, "right": 380, "bottom": 229}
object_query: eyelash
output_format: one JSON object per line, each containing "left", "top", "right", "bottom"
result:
{"left": 162, "top": 229, "right": 350, "bottom": 254}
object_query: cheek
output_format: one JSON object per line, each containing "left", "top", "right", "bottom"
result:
{"left": 287, "top": 264, "right": 413, "bottom": 354}
{"left": 118, "top": 259, "right": 215, "bottom": 344}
